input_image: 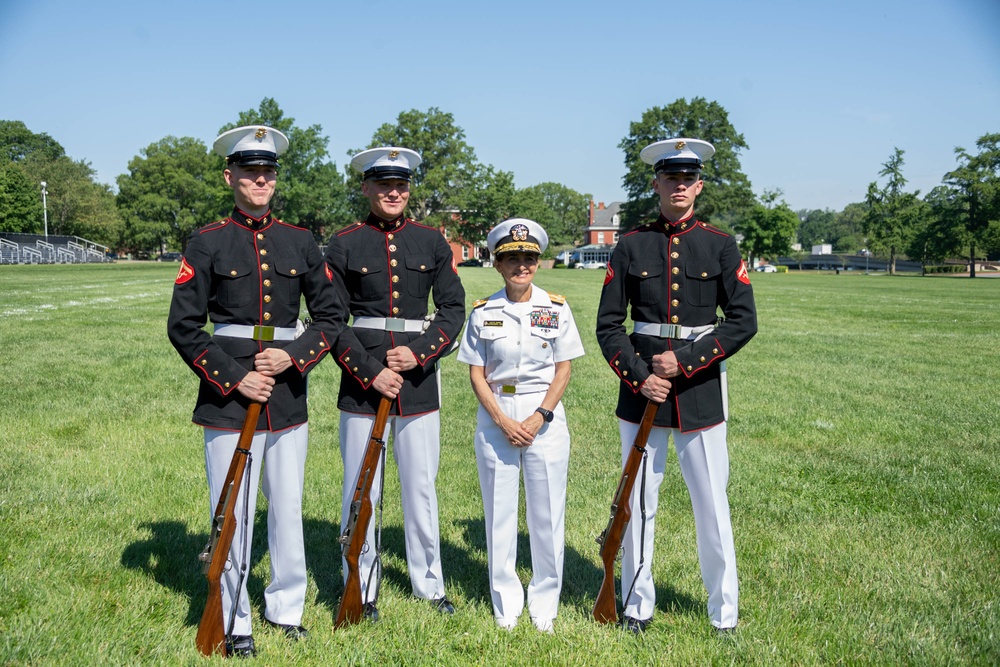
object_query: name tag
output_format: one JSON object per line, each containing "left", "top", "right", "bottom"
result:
{"left": 484, "top": 320, "right": 504, "bottom": 327}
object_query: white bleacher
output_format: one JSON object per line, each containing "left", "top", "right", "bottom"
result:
{"left": 22, "top": 246, "right": 42, "bottom": 264}
{"left": 0, "top": 239, "right": 19, "bottom": 264}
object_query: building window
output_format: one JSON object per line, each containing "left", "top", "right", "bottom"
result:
{"left": 462, "top": 246, "right": 469, "bottom": 260}
{"left": 613, "top": 232, "right": 619, "bottom": 244}
{"left": 598, "top": 232, "right": 605, "bottom": 244}
{"left": 612, "top": 214, "right": 620, "bottom": 226}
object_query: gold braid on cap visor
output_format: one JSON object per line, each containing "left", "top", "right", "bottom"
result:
{"left": 494, "top": 241, "right": 541, "bottom": 255}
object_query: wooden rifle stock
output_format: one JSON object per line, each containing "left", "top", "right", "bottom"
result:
{"left": 335, "top": 396, "right": 392, "bottom": 628}
{"left": 195, "top": 401, "right": 261, "bottom": 657}
{"left": 593, "top": 400, "right": 659, "bottom": 624}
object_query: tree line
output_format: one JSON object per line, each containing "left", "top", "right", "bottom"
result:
{"left": 2, "top": 98, "right": 997, "bottom": 274}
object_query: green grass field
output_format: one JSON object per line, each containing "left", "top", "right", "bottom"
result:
{"left": 1, "top": 263, "right": 998, "bottom": 665}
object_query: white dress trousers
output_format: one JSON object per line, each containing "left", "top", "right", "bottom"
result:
{"left": 474, "top": 394, "right": 569, "bottom": 626}
{"left": 618, "top": 419, "right": 738, "bottom": 629}
{"left": 339, "top": 410, "right": 445, "bottom": 601}
{"left": 203, "top": 423, "right": 309, "bottom": 636}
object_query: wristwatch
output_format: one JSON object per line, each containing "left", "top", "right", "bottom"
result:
{"left": 534, "top": 407, "right": 554, "bottom": 423}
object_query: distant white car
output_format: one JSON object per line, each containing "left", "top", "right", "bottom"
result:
{"left": 754, "top": 264, "right": 778, "bottom": 273}
{"left": 575, "top": 261, "right": 607, "bottom": 270}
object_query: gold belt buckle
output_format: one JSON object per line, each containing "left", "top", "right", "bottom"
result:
{"left": 253, "top": 325, "right": 275, "bottom": 341}
{"left": 502, "top": 385, "right": 516, "bottom": 394}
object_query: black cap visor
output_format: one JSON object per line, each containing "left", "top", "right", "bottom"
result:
{"left": 654, "top": 157, "right": 702, "bottom": 174}
{"left": 227, "top": 150, "right": 279, "bottom": 168}
{"left": 363, "top": 165, "right": 413, "bottom": 181}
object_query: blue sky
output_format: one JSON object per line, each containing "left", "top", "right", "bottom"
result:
{"left": 2, "top": 0, "right": 998, "bottom": 213}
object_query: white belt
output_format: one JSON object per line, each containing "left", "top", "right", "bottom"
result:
{"left": 213, "top": 323, "right": 297, "bottom": 341}
{"left": 352, "top": 316, "right": 425, "bottom": 333}
{"left": 490, "top": 383, "right": 548, "bottom": 395}
{"left": 633, "top": 322, "right": 715, "bottom": 339}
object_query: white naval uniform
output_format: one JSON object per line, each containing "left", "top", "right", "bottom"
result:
{"left": 338, "top": 410, "right": 445, "bottom": 601}
{"left": 618, "top": 419, "right": 738, "bottom": 629}
{"left": 204, "top": 423, "right": 309, "bottom": 636}
{"left": 457, "top": 284, "right": 585, "bottom": 627}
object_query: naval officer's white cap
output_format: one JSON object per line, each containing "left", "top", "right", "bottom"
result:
{"left": 213, "top": 125, "right": 289, "bottom": 167}
{"left": 351, "top": 147, "right": 422, "bottom": 181}
{"left": 487, "top": 218, "right": 549, "bottom": 256}
{"left": 640, "top": 138, "right": 715, "bottom": 174}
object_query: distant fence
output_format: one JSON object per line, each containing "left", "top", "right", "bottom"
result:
{"left": 776, "top": 254, "right": 923, "bottom": 273}
{"left": 0, "top": 233, "right": 112, "bottom": 265}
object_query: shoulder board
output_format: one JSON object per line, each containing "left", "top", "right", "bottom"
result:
{"left": 473, "top": 298, "right": 489, "bottom": 309}
{"left": 547, "top": 292, "right": 566, "bottom": 305}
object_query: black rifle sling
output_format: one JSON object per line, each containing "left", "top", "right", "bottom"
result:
{"left": 225, "top": 447, "right": 253, "bottom": 642}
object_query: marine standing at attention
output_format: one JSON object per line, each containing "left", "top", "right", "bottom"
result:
{"left": 595, "top": 138, "right": 757, "bottom": 635}
{"left": 324, "top": 146, "right": 466, "bottom": 621}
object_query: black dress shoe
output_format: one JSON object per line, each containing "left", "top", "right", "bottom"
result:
{"left": 715, "top": 625, "right": 737, "bottom": 637}
{"left": 363, "top": 602, "right": 379, "bottom": 623}
{"left": 431, "top": 596, "right": 455, "bottom": 615}
{"left": 621, "top": 616, "right": 649, "bottom": 635}
{"left": 265, "top": 618, "right": 309, "bottom": 641}
{"left": 225, "top": 634, "right": 257, "bottom": 658}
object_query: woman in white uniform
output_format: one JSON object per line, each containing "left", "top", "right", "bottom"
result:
{"left": 457, "top": 218, "right": 585, "bottom": 632}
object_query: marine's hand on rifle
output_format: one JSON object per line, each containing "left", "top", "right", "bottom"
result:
{"left": 386, "top": 346, "right": 418, "bottom": 372}
{"left": 640, "top": 374, "right": 672, "bottom": 403}
{"left": 254, "top": 348, "right": 292, "bottom": 376}
{"left": 651, "top": 351, "right": 682, "bottom": 378}
{"left": 237, "top": 371, "right": 275, "bottom": 402}
{"left": 373, "top": 368, "right": 403, "bottom": 399}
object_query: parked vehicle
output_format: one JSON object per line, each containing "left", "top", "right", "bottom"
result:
{"left": 754, "top": 264, "right": 777, "bottom": 273}
{"left": 157, "top": 252, "right": 182, "bottom": 262}
{"left": 457, "top": 258, "right": 483, "bottom": 267}
{"left": 575, "top": 261, "right": 607, "bottom": 270}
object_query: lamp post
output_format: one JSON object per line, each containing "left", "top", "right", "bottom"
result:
{"left": 864, "top": 247, "right": 869, "bottom": 275}
{"left": 40, "top": 181, "right": 49, "bottom": 239}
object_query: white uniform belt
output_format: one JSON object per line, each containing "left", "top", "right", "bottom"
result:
{"left": 212, "top": 323, "right": 297, "bottom": 341}
{"left": 352, "top": 316, "right": 424, "bottom": 333}
{"left": 633, "top": 322, "right": 715, "bottom": 339}
{"left": 490, "top": 383, "right": 548, "bottom": 395}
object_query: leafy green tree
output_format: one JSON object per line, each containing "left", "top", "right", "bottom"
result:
{"left": 22, "top": 156, "right": 123, "bottom": 245}
{"left": 358, "top": 107, "right": 479, "bottom": 223}
{"left": 0, "top": 120, "right": 65, "bottom": 163}
{"left": 943, "top": 132, "right": 1000, "bottom": 277}
{"left": 832, "top": 202, "right": 867, "bottom": 254}
{"left": 116, "top": 136, "right": 226, "bottom": 253}
{"left": 864, "top": 148, "right": 924, "bottom": 275}
{"left": 0, "top": 161, "right": 41, "bottom": 232}
{"left": 797, "top": 208, "right": 835, "bottom": 248}
{"left": 224, "top": 98, "right": 350, "bottom": 237}
{"left": 513, "top": 182, "right": 590, "bottom": 248}
{"left": 735, "top": 189, "right": 799, "bottom": 267}
{"left": 456, "top": 165, "right": 517, "bottom": 244}
{"left": 619, "top": 97, "right": 754, "bottom": 229}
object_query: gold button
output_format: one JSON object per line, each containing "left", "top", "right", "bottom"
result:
{"left": 263, "top": 312, "right": 271, "bottom": 321}
{"left": 420, "top": 264, "right": 426, "bottom": 270}
{"left": 614, "top": 360, "right": 619, "bottom": 366}
{"left": 671, "top": 252, "right": 679, "bottom": 259}
{"left": 672, "top": 283, "right": 679, "bottom": 291}
{"left": 672, "top": 267, "right": 680, "bottom": 275}
{"left": 392, "top": 275, "right": 399, "bottom": 283}
{"left": 713, "top": 348, "right": 719, "bottom": 354}
{"left": 257, "top": 233, "right": 264, "bottom": 240}
{"left": 633, "top": 381, "right": 638, "bottom": 386}
{"left": 213, "top": 370, "right": 219, "bottom": 376}
{"left": 389, "top": 245, "right": 397, "bottom": 252}
{"left": 263, "top": 279, "right": 271, "bottom": 287}
{"left": 701, "top": 272, "right": 708, "bottom": 278}
{"left": 299, "top": 359, "right": 305, "bottom": 364}
{"left": 363, "top": 378, "right": 369, "bottom": 383}
{"left": 201, "top": 359, "right": 207, "bottom": 365}
{"left": 361, "top": 267, "right": 368, "bottom": 273}
{"left": 230, "top": 270, "right": 237, "bottom": 276}
{"left": 672, "top": 237, "right": 680, "bottom": 245}
{"left": 290, "top": 269, "right": 297, "bottom": 275}
{"left": 393, "top": 291, "right": 400, "bottom": 298}
{"left": 671, "top": 316, "right": 679, "bottom": 323}
{"left": 391, "top": 259, "right": 398, "bottom": 267}
{"left": 439, "top": 337, "right": 444, "bottom": 342}
{"left": 320, "top": 342, "right": 325, "bottom": 347}
{"left": 353, "top": 367, "right": 358, "bottom": 372}
{"left": 686, "top": 365, "right": 693, "bottom": 371}
{"left": 264, "top": 295, "right": 271, "bottom": 303}
{"left": 224, "top": 382, "right": 230, "bottom": 388}
{"left": 430, "top": 345, "right": 436, "bottom": 350}
{"left": 387, "top": 233, "right": 394, "bottom": 240}
{"left": 641, "top": 271, "right": 648, "bottom": 277}
{"left": 623, "top": 371, "right": 628, "bottom": 376}
{"left": 345, "top": 357, "right": 350, "bottom": 363}
{"left": 392, "top": 307, "right": 399, "bottom": 314}
{"left": 260, "top": 249, "right": 268, "bottom": 256}
{"left": 681, "top": 223, "right": 687, "bottom": 229}
{"left": 261, "top": 263, "right": 269, "bottom": 271}
{"left": 700, "top": 356, "right": 706, "bottom": 362}
{"left": 310, "top": 350, "right": 315, "bottom": 355}
{"left": 420, "top": 354, "right": 426, "bottom": 359}
{"left": 671, "top": 299, "right": 679, "bottom": 307}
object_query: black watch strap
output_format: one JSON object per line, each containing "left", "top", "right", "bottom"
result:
{"left": 535, "top": 407, "right": 554, "bottom": 423}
